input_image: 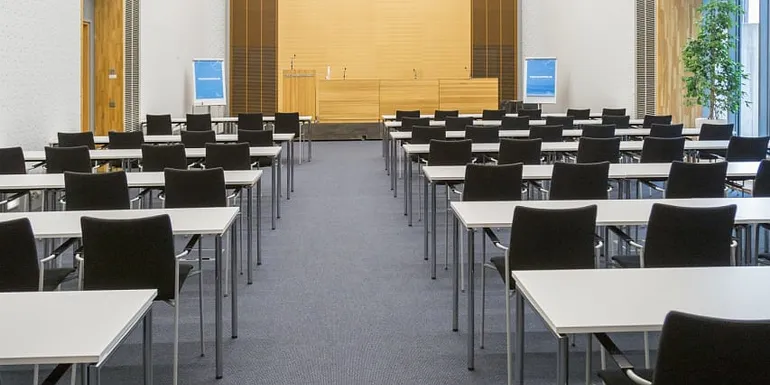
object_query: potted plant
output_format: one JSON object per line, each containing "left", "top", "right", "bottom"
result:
{"left": 682, "top": 0, "right": 749, "bottom": 128}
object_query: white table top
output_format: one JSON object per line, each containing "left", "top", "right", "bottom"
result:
{"left": 0, "top": 207, "right": 239, "bottom": 238}
{"left": 385, "top": 119, "right": 645, "bottom": 128}
{"left": 451, "top": 197, "right": 770, "bottom": 228}
{"left": 423, "top": 162, "right": 759, "bottom": 182}
{"left": 402, "top": 140, "right": 734, "bottom": 155}
{"left": 512, "top": 267, "right": 770, "bottom": 335}
{"left": 381, "top": 112, "right": 606, "bottom": 120}
{"left": 389, "top": 128, "right": 700, "bottom": 140}
{"left": 0, "top": 289, "right": 156, "bottom": 365}
{"left": 24, "top": 146, "right": 282, "bottom": 161}
{"left": 0, "top": 170, "right": 262, "bottom": 190}
{"left": 50, "top": 133, "right": 295, "bottom": 146}
{"left": 141, "top": 116, "right": 313, "bottom": 124}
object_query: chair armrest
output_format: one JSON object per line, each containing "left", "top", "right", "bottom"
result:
{"left": 640, "top": 180, "right": 665, "bottom": 193}
{"left": 227, "top": 188, "right": 242, "bottom": 200}
{"left": 594, "top": 234, "right": 604, "bottom": 250}
{"left": 176, "top": 234, "right": 201, "bottom": 259}
{"left": 0, "top": 191, "right": 28, "bottom": 207}
{"left": 483, "top": 228, "right": 508, "bottom": 251}
{"left": 488, "top": 157, "right": 499, "bottom": 164}
{"left": 449, "top": 186, "right": 463, "bottom": 196}
{"left": 41, "top": 363, "right": 73, "bottom": 385}
{"left": 607, "top": 226, "right": 644, "bottom": 250}
{"left": 594, "top": 333, "right": 652, "bottom": 385}
{"left": 28, "top": 161, "right": 46, "bottom": 171}
{"left": 130, "top": 188, "right": 152, "bottom": 203}
{"left": 39, "top": 238, "right": 78, "bottom": 264}
{"left": 529, "top": 180, "right": 548, "bottom": 194}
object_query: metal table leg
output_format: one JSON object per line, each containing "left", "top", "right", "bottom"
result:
{"left": 557, "top": 335, "right": 570, "bottom": 385}
{"left": 87, "top": 365, "right": 100, "bottom": 385}
{"left": 291, "top": 139, "right": 295, "bottom": 193}
{"left": 231, "top": 221, "right": 238, "bottom": 339}
{"left": 585, "top": 334, "right": 592, "bottom": 385}
{"left": 424, "top": 178, "right": 429, "bottom": 262}
{"left": 408, "top": 158, "right": 413, "bottom": 226}
{"left": 247, "top": 186, "right": 254, "bottom": 284}
{"left": 452, "top": 215, "right": 459, "bottom": 332}
{"left": 144, "top": 307, "right": 153, "bottom": 385}
{"left": 403, "top": 149, "right": 408, "bottom": 214}
{"left": 271, "top": 163, "right": 277, "bottom": 230}
{"left": 431, "top": 182, "right": 437, "bottom": 276}
{"left": 467, "top": 229, "right": 475, "bottom": 370}
{"left": 215, "top": 235, "right": 223, "bottom": 379}
{"left": 515, "top": 289, "right": 525, "bottom": 385}
{"left": 286, "top": 142, "right": 291, "bottom": 200}
{"left": 257, "top": 179, "right": 262, "bottom": 265}
{"left": 277, "top": 155, "right": 282, "bottom": 218}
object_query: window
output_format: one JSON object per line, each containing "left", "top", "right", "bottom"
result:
{"left": 739, "top": 0, "right": 760, "bottom": 135}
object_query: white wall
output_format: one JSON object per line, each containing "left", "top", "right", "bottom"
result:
{"left": 140, "top": 0, "right": 226, "bottom": 118}
{"left": 521, "top": 0, "right": 636, "bottom": 115}
{"left": 0, "top": 0, "right": 81, "bottom": 150}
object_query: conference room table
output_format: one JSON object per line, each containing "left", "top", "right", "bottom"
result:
{"left": 0, "top": 207, "right": 239, "bottom": 379}
{"left": 0, "top": 170, "right": 264, "bottom": 283}
{"left": 380, "top": 112, "right": 606, "bottom": 121}
{"left": 0, "top": 289, "right": 157, "bottom": 385}
{"left": 449, "top": 197, "right": 770, "bottom": 370}
{"left": 420, "top": 162, "right": 761, "bottom": 273}
{"left": 23, "top": 146, "right": 285, "bottom": 229}
{"left": 511, "top": 267, "right": 770, "bottom": 385}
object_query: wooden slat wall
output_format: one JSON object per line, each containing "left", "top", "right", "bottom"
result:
{"left": 656, "top": 0, "right": 700, "bottom": 126}
{"left": 471, "top": 0, "right": 517, "bottom": 102}
{"left": 230, "top": 0, "right": 277, "bottom": 115}
{"left": 94, "top": 0, "right": 124, "bottom": 134}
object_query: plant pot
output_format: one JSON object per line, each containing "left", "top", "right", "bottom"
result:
{"left": 695, "top": 118, "right": 728, "bottom": 129}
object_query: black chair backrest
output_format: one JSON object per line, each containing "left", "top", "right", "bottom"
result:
{"left": 601, "top": 108, "right": 626, "bottom": 116}
{"left": 58, "top": 132, "right": 95, "bottom": 150}
{"left": 434, "top": 110, "right": 459, "bottom": 120}
{"left": 400, "top": 117, "right": 431, "bottom": 132}
{"left": 180, "top": 130, "right": 216, "bottom": 148}
{"left": 140, "top": 144, "right": 187, "bottom": 172}
{"left": 601, "top": 115, "right": 631, "bottom": 128}
{"left": 186, "top": 113, "right": 212, "bottom": 132}
{"left": 463, "top": 163, "right": 523, "bottom": 201}
{"left": 577, "top": 137, "right": 621, "bottom": 164}
{"left": 237, "top": 113, "right": 264, "bottom": 131}
{"left": 465, "top": 125, "right": 500, "bottom": 143}
{"left": 499, "top": 138, "right": 542, "bottom": 165}
{"left": 275, "top": 112, "right": 300, "bottom": 135}
{"left": 640, "top": 137, "right": 686, "bottom": 163}
{"left": 699, "top": 123, "right": 734, "bottom": 141}
{"left": 550, "top": 162, "right": 610, "bottom": 200}
{"left": 642, "top": 114, "right": 673, "bottom": 128}
{"left": 566, "top": 109, "right": 591, "bottom": 120}
{"left": 80, "top": 215, "right": 178, "bottom": 301}
{"left": 651, "top": 311, "right": 770, "bottom": 385}
{"left": 445, "top": 116, "right": 474, "bottom": 131}
{"left": 581, "top": 124, "right": 616, "bottom": 138}
{"left": 518, "top": 109, "right": 542, "bottom": 120}
{"left": 665, "top": 161, "right": 727, "bottom": 199}
{"left": 411, "top": 126, "right": 446, "bottom": 145}
{"left": 529, "top": 125, "right": 563, "bottom": 142}
{"left": 726, "top": 136, "right": 770, "bottom": 162}
{"left": 237, "top": 129, "right": 274, "bottom": 147}
{"left": 64, "top": 171, "right": 130, "bottom": 210}
{"left": 518, "top": 102, "right": 539, "bottom": 111}
{"left": 164, "top": 168, "right": 227, "bottom": 208}
{"left": 44, "top": 146, "right": 92, "bottom": 174}
{"left": 545, "top": 116, "right": 575, "bottom": 129}
{"left": 395, "top": 110, "right": 420, "bottom": 121}
{"left": 501, "top": 116, "right": 530, "bottom": 130}
{"left": 0, "top": 147, "right": 26, "bottom": 174}
{"left": 481, "top": 109, "right": 506, "bottom": 120}
{"left": 205, "top": 143, "right": 251, "bottom": 170}
{"left": 428, "top": 139, "right": 472, "bottom": 166}
{"left": 753, "top": 159, "right": 770, "bottom": 197}
{"left": 644, "top": 204, "right": 736, "bottom": 267}
{"left": 507, "top": 205, "right": 598, "bottom": 270}
{"left": 0, "top": 218, "right": 40, "bottom": 292}
{"left": 146, "top": 114, "right": 173, "bottom": 135}
{"left": 649, "top": 123, "right": 684, "bottom": 138}
{"left": 108, "top": 131, "right": 144, "bottom": 149}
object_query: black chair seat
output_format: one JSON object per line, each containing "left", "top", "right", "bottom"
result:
{"left": 490, "top": 256, "right": 515, "bottom": 289}
{"left": 178, "top": 263, "right": 195, "bottom": 289}
{"left": 42, "top": 267, "right": 76, "bottom": 291}
{"left": 598, "top": 369, "right": 654, "bottom": 385}
{"left": 611, "top": 255, "right": 641, "bottom": 268}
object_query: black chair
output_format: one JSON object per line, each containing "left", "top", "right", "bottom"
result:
{"left": 180, "top": 130, "right": 216, "bottom": 148}
{"left": 79, "top": 214, "right": 200, "bottom": 385}
{"left": 602, "top": 108, "right": 626, "bottom": 116}
{"left": 411, "top": 126, "right": 446, "bottom": 145}
{"left": 462, "top": 163, "right": 523, "bottom": 202}
{"left": 549, "top": 162, "right": 610, "bottom": 200}
{"left": 141, "top": 144, "right": 187, "bottom": 172}
{"left": 395, "top": 110, "right": 420, "bottom": 121}
{"left": 545, "top": 116, "right": 575, "bottom": 129}
{"left": 665, "top": 161, "right": 727, "bottom": 199}
{"left": 237, "top": 129, "right": 274, "bottom": 167}
{"left": 516, "top": 102, "right": 539, "bottom": 111}
{"left": 400, "top": 117, "right": 431, "bottom": 132}
{"left": 698, "top": 123, "right": 734, "bottom": 160}
{"left": 640, "top": 137, "right": 686, "bottom": 163}
{"left": 465, "top": 125, "right": 500, "bottom": 143}
{"left": 649, "top": 123, "right": 684, "bottom": 138}
{"left": 752, "top": 160, "right": 770, "bottom": 264}
{"left": 237, "top": 113, "right": 264, "bottom": 131}
{"left": 146, "top": 114, "right": 173, "bottom": 135}
{"left": 501, "top": 116, "right": 530, "bottom": 130}
{"left": 434, "top": 110, "right": 459, "bottom": 120}
{"left": 0, "top": 147, "right": 30, "bottom": 210}
{"left": 582, "top": 124, "right": 616, "bottom": 138}
{"left": 275, "top": 112, "right": 300, "bottom": 136}
{"left": 64, "top": 171, "right": 130, "bottom": 210}
{"left": 481, "top": 109, "right": 506, "bottom": 120}
{"left": 108, "top": 131, "right": 144, "bottom": 149}
{"left": 44, "top": 146, "right": 92, "bottom": 173}
{"left": 518, "top": 108, "right": 542, "bottom": 120}
{"left": 642, "top": 114, "right": 673, "bottom": 128}
{"left": 164, "top": 168, "right": 227, "bottom": 208}
{"left": 498, "top": 138, "right": 542, "bottom": 165}
{"left": 725, "top": 136, "right": 770, "bottom": 162}
{"left": 566, "top": 109, "right": 591, "bottom": 120}
{"left": 577, "top": 137, "right": 621, "bottom": 164}
{"left": 445, "top": 116, "right": 474, "bottom": 131}
{"left": 427, "top": 139, "right": 472, "bottom": 166}
{"left": 186, "top": 113, "right": 212, "bottom": 132}
{"left": 205, "top": 143, "right": 251, "bottom": 170}
{"left": 601, "top": 115, "right": 631, "bottom": 128}
{"left": 529, "top": 125, "right": 563, "bottom": 142}
{"left": 58, "top": 132, "right": 95, "bottom": 149}
{"left": 597, "top": 310, "right": 770, "bottom": 385}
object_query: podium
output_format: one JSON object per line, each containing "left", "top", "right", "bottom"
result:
{"left": 281, "top": 69, "right": 316, "bottom": 117}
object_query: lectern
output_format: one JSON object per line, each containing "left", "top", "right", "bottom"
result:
{"left": 281, "top": 69, "right": 316, "bottom": 117}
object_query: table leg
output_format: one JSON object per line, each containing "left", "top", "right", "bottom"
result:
{"left": 286, "top": 142, "right": 291, "bottom": 200}
{"left": 431, "top": 182, "right": 437, "bottom": 275}
{"left": 79, "top": 363, "right": 88, "bottom": 385}
{"left": 424, "top": 178, "right": 429, "bottom": 262}
{"left": 403, "top": 150, "right": 408, "bottom": 215}
{"left": 467, "top": 229, "right": 475, "bottom": 370}
{"left": 87, "top": 365, "right": 100, "bottom": 385}
{"left": 247, "top": 186, "right": 254, "bottom": 284}
{"left": 257, "top": 179, "right": 262, "bottom": 265}
{"left": 408, "top": 159, "right": 413, "bottom": 226}
{"left": 144, "top": 307, "right": 153, "bottom": 385}
{"left": 215, "top": 235, "right": 224, "bottom": 379}
{"left": 277, "top": 155, "right": 282, "bottom": 218}
{"left": 231, "top": 220, "right": 238, "bottom": 339}
{"left": 291, "top": 140, "right": 295, "bottom": 193}
{"left": 452, "top": 215, "right": 459, "bottom": 332}
{"left": 557, "top": 335, "right": 570, "bottom": 385}
{"left": 585, "top": 334, "right": 592, "bottom": 385}
{"left": 308, "top": 121, "right": 313, "bottom": 162}
{"left": 392, "top": 139, "right": 398, "bottom": 195}
{"left": 271, "top": 162, "right": 277, "bottom": 230}
{"left": 515, "top": 288, "right": 525, "bottom": 385}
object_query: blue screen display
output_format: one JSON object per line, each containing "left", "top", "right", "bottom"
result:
{"left": 525, "top": 59, "right": 556, "bottom": 97}
{"left": 193, "top": 60, "right": 225, "bottom": 100}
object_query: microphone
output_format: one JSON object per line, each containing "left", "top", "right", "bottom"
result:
{"left": 464, "top": 66, "right": 469, "bottom": 78}
{"left": 413, "top": 69, "right": 417, "bottom": 79}
{"left": 290, "top": 54, "right": 296, "bottom": 70}
{"left": 343, "top": 67, "right": 347, "bottom": 80}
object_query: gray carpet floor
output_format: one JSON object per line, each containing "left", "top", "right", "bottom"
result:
{"left": 1, "top": 141, "right": 653, "bottom": 384}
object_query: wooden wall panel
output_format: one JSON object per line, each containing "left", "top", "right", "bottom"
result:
{"left": 230, "top": 0, "right": 277, "bottom": 115}
{"left": 94, "top": 0, "right": 124, "bottom": 134}
{"left": 439, "top": 78, "right": 499, "bottom": 113}
{"left": 656, "top": 0, "right": 700, "bottom": 126}
{"left": 471, "top": 0, "right": 517, "bottom": 102}
{"left": 379, "top": 80, "right": 440, "bottom": 116}
{"left": 317, "top": 80, "right": 380, "bottom": 122}
{"left": 230, "top": 0, "right": 248, "bottom": 114}
{"left": 282, "top": 70, "right": 317, "bottom": 117}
